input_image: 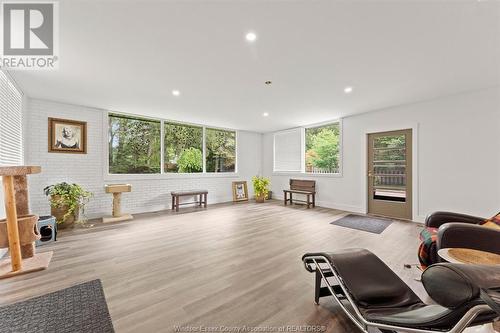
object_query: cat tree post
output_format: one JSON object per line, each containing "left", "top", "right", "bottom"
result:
{"left": 103, "top": 184, "right": 133, "bottom": 223}
{"left": 0, "top": 166, "right": 52, "bottom": 279}
{"left": 3, "top": 175, "right": 22, "bottom": 271}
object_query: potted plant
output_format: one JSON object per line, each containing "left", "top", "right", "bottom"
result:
{"left": 44, "top": 182, "right": 92, "bottom": 228}
{"left": 252, "top": 176, "right": 270, "bottom": 203}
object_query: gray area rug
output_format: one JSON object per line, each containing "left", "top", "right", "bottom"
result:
{"left": 331, "top": 214, "right": 392, "bottom": 234}
{"left": 0, "top": 279, "right": 114, "bottom": 333}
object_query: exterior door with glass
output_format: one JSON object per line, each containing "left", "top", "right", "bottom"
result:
{"left": 367, "top": 129, "right": 412, "bottom": 220}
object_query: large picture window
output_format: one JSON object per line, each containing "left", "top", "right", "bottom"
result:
{"left": 108, "top": 113, "right": 237, "bottom": 175}
{"left": 164, "top": 122, "right": 203, "bottom": 173}
{"left": 109, "top": 114, "right": 161, "bottom": 174}
{"left": 305, "top": 122, "right": 340, "bottom": 174}
{"left": 205, "top": 128, "right": 236, "bottom": 173}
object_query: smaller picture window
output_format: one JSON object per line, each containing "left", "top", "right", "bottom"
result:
{"left": 305, "top": 122, "right": 341, "bottom": 174}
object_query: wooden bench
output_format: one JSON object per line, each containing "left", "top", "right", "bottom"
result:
{"left": 171, "top": 190, "right": 208, "bottom": 212}
{"left": 283, "top": 179, "right": 316, "bottom": 208}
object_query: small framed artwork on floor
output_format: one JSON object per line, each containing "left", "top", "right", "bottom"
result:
{"left": 48, "top": 117, "right": 87, "bottom": 154}
{"left": 232, "top": 181, "right": 248, "bottom": 202}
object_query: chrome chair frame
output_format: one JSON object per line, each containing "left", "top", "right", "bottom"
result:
{"left": 303, "top": 255, "right": 495, "bottom": 333}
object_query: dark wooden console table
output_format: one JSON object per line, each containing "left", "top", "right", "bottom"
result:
{"left": 171, "top": 190, "right": 208, "bottom": 212}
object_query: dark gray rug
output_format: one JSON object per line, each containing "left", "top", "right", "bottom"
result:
{"left": 0, "top": 279, "right": 114, "bottom": 333}
{"left": 331, "top": 214, "right": 392, "bottom": 234}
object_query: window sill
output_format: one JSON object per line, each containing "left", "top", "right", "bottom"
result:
{"left": 104, "top": 172, "right": 240, "bottom": 181}
{"left": 272, "top": 172, "right": 343, "bottom": 178}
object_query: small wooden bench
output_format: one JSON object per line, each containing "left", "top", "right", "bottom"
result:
{"left": 171, "top": 190, "right": 208, "bottom": 212}
{"left": 283, "top": 179, "right": 316, "bottom": 208}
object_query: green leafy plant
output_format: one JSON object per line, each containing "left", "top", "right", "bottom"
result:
{"left": 177, "top": 147, "right": 203, "bottom": 173}
{"left": 252, "top": 176, "right": 270, "bottom": 201}
{"left": 44, "top": 182, "right": 92, "bottom": 224}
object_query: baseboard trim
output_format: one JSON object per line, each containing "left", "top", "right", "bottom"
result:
{"left": 273, "top": 194, "right": 426, "bottom": 223}
{"left": 86, "top": 196, "right": 235, "bottom": 219}
{"left": 414, "top": 215, "right": 426, "bottom": 224}
{"left": 84, "top": 196, "right": 426, "bottom": 224}
{"left": 315, "top": 200, "right": 365, "bottom": 213}
{"left": 272, "top": 194, "right": 364, "bottom": 214}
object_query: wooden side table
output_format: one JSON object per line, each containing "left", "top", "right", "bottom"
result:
{"left": 438, "top": 248, "right": 500, "bottom": 265}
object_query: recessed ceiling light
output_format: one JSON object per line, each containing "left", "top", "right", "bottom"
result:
{"left": 263, "top": 112, "right": 269, "bottom": 117}
{"left": 172, "top": 90, "right": 180, "bottom": 96}
{"left": 245, "top": 32, "right": 257, "bottom": 42}
{"left": 344, "top": 86, "right": 353, "bottom": 94}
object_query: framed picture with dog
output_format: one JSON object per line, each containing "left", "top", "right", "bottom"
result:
{"left": 232, "top": 181, "right": 248, "bottom": 202}
{"left": 48, "top": 117, "right": 87, "bottom": 154}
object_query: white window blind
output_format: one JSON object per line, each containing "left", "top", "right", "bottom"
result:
{"left": 0, "top": 71, "right": 23, "bottom": 166}
{"left": 273, "top": 128, "right": 303, "bottom": 172}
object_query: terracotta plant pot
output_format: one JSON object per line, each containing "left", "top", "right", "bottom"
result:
{"left": 255, "top": 194, "right": 266, "bottom": 203}
{"left": 0, "top": 214, "right": 41, "bottom": 258}
{"left": 51, "top": 195, "right": 79, "bottom": 229}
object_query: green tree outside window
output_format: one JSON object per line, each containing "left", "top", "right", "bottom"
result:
{"left": 305, "top": 123, "right": 340, "bottom": 173}
{"left": 205, "top": 128, "right": 236, "bottom": 172}
{"left": 109, "top": 114, "right": 161, "bottom": 174}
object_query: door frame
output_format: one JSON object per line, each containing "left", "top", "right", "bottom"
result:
{"left": 362, "top": 123, "right": 419, "bottom": 221}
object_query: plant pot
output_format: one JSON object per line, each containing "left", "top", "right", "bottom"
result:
{"left": 255, "top": 194, "right": 266, "bottom": 203}
{"left": 51, "top": 195, "right": 79, "bottom": 229}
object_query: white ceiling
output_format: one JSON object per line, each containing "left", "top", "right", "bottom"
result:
{"left": 10, "top": 0, "right": 500, "bottom": 132}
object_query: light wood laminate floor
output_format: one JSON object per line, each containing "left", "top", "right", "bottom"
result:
{"left": 0, "top": 200, "right": 426, "bottom": 333}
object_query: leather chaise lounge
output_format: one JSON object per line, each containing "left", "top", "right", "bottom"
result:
{"left": 302, "top": 248, "right": 500, "bottom": 333}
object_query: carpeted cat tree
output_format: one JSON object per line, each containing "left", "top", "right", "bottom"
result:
{"left": 0, "top": 166, "right": 52, "bottom": 279}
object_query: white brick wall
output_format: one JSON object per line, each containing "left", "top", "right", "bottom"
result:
{"left": 25, "top": 98, "right": 263, "bottom": 219}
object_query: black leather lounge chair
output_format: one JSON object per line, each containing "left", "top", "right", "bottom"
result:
{"left": 302, "top": 249, "right": 500, "bottom": 333}
{"left": 425, "top": 211, "right": 500, "bottom": 264}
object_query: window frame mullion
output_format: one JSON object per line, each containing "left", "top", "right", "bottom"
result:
{"left": 202, "top": 126, "right": 206, "bottom": 173}
{"left": 160, "top": 119, "right": 165, "bottom": 174}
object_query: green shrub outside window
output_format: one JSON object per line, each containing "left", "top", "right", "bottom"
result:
{"left": 164, "top": 122, "right": 203, "bottom": 173}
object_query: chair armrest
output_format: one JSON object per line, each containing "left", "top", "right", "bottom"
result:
{"left": 425, "top": 211, "right": 485, "bottom": 228}
{"left": 437, "top": 223, "right": 500, "bottom": 255}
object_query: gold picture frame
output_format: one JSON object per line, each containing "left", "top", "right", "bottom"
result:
{"left": 48, "top": 117, "right": 87, "bottom": 154}
{"left": 232, "top": 181, "right": 249, "bottom": 202}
